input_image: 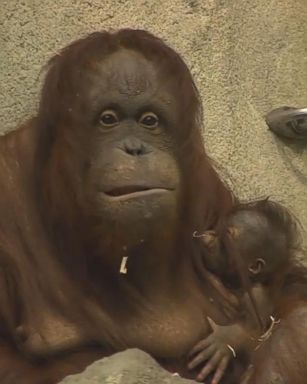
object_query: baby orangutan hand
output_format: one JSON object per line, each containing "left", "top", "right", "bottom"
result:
{"left": 188, "top": 317, "right": 239, "bottom": 384}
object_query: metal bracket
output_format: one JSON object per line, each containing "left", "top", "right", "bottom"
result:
{"left": 265, "top": 106, "right": 307, "bottom": 139}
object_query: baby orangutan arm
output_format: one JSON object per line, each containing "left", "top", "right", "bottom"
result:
{"left": 188, "top": 317, "right": 257, "bottom": 384}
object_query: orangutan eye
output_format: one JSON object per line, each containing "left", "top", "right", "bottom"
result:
{"left": 139, "top": 112, "right": 159, "bottom": 128}
{"left": 99, "top": 110, "right": 119, "bottom": 127}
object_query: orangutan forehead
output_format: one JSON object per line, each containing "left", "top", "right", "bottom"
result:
{"left": 90, "top": 49, "right": 160, "bottom": 96}
{"left": 87, "top": 49, "right": 178, "bottom": 106}
{"left": 84, "top": 48, "right": 177, "bottom": 116}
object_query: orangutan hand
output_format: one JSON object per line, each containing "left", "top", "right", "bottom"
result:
{"left": 188, "top": 317, "right": 239, "bottom": 384}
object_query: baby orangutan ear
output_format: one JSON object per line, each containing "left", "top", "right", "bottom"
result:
{"left": 193, "top": 230, "right": 218, "bottom": 248}
{"left": 248, "top": 258, "right": 266, "bottom": 275}
{"left": 227, "top": 226, "right": 240, "bottom": 239}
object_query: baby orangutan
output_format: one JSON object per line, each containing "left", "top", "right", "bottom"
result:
{"left": 189, "top": 198, "right": 300, "bottom": 383}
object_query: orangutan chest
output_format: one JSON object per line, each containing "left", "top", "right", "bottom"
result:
{"left": 17, "top": 308, "right": 209, "bottom": 359}
{"left": 121, "top": 306, "right": 209, "bottom": 358}
{"left": 15, "top": 304, "right": 209, "bottom": 360}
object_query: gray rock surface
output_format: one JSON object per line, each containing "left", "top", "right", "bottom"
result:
{"left": 59, "top": 349, "right": 196, "bottom": 384}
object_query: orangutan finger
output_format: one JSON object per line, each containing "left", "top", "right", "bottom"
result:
{"left": 188, "top": 335, "right": 213, "bottom": 358}
{"left": 211, "top": 356, "right": 229, "bottom": 384}
{"left": 188, "top": 345, "right": 215, "bottom": 370}
{"left": 196, "top": 351, "right": 222, "bottom": 381}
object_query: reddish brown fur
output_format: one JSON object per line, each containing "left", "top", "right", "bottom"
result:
{"left": 0, "top": 29, "right": 306, "bottom": 384}
{"left": 246, "top": 261, "right": 307, "bottom": 383}
{"left": 245, "top": 302, "right": 307, "bottom": 384}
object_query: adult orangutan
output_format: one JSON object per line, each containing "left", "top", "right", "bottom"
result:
{"left": 0, "top": 29, "right": 306, "bottom": 384}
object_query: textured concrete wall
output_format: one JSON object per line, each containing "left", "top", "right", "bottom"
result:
{"left": 0, "top": 1, "right": 307, "bottom": 227}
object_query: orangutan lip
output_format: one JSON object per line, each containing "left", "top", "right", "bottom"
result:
{"left": 103, "top": 187, "right": 173, "bottom": 200}
{"left": 105, "top": 186, "right": 153, "bottom": 196}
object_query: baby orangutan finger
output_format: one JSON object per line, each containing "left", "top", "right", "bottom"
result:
{"left": 207, "top": 316, "right": 218, "bottom": 331}
{"left": 188, "top": 345, "right": 215, "bottom": 370}
{"left": 211, "top": 356, "right": 229, "bottom": 384}
{"left": 188, "top": 334, "right": 213, "bottom": 358}
{"left": 196, "top": 351, "right": 222, "bottom": 381}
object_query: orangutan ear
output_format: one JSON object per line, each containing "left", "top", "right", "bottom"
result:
{"left": 227, "top": 226, "right": 240, "bottom": 239}
{"left": 248, "top": 258, "right": 266, "bottom": 275}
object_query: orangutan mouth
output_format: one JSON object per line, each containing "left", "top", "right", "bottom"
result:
{"left": 104, "top": 186, "right": 173, "bottom": 200}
